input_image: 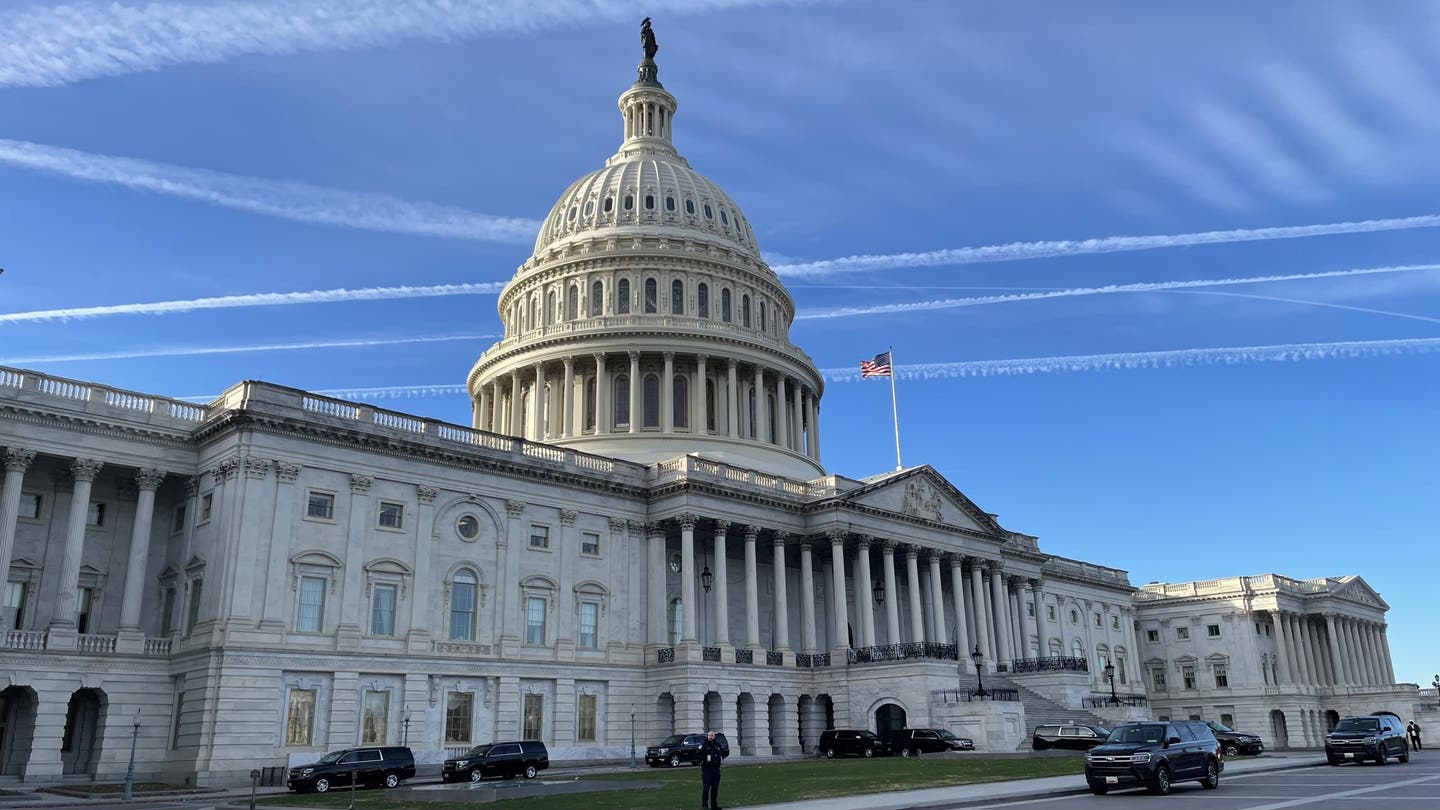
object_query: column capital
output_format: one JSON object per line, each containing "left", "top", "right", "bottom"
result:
{"left": 562, "top": 355, "right": 575, "bottom": 368}
{"left": 532, "top": 361, "right": 545, "bottom": 372}
{"left": 696, "top": 353, "right": 708, "bottom": 364}
{"left": 646, "top": 521, "right": 666, "bottom": 539}
{"left": 743, "top": 524, "right": 761, "bottom": 541}
{"left": 593, "top": 351, "right": 607, "bottom": 363}
{"left": 626, "top": 519, "right": 647, "bottom": 536}
{"left": 984, "top": 559, "right": 1005, "bottom": 574}
{"left": 677, "top": 513, "right": 698, "bottom": 530}
{"left": 417, "top": 486, "right": 439, "bottom": 504}
{"left": 728, "top": 357, "right": 738, "bottom": 370}
{"left": 276, "top": 462, "right": 302, "bottom": 483}
{"left": 628, "top": 350, "right": 641, "bottom": 360}
{"left": 1029, "top": 577, "right": 1046, "bottom": 589}
{"left": 880, "top": 538, "right": 898, "bottom": 553}
{"left": 609, "top": 517, "right": 628, "bottom": 533}
{"left": 133, "top": 468, "right": 166, "bottom": 491}
{"left": 904, "top": 546, "right": 919, "bottom": 561}
{"left": 242, "top": 455, "right": 269, "bottom": 479}
{"left": 799, "top": 541, "right": 813, "bottom": 553}
{"left": 854, "top": 534, "right": 873, "bottom": 549}
{"left": 1007, "top": 573, "right": 1027, "bottom": 587}
{"left": 3, "top": 447, "right": 37, "bottom": 473}
{"left": 70, "top": 458, "right": 104, "bottom": 482}
{"left": 773, "top": 531, "right": 792, "bottom": 547}
{"left": 662, "top": 351, "right": 675, "bottom": 361}
{"left": 184, "top": 476, "right": 200, "bottom": 497}
{"left": 349, "top": 474, "right": 373, "bottom": 494}
{"left": 711, "top": 519, "right": 732, "bottom": 535}
{"left": 505, "top": 500, "right": 526, "bottom": 517}
{"left": 927, "top": 550, "right": 945, "bottom": 565}
{"left": 825, "top": 528, "right": 847, "bottom": 544}
{"left": 946, "top": 552, "right": 966, "bottom": 567}
{"left": 560, "top": 509, "right": 578, "bottom": 526}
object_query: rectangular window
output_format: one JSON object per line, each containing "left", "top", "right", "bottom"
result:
{"left": 1265, "top": 624, "right": 1271, "bottom": 636}
{"left": 86, "top": 502, "right": 105, "bottom": 527}
{"left": 1182, "top": 666, "right": 1196, "bottom": 690}
{"left": 1255, "top": 622, "right": 1262, "bottom": 635}
{"left": 1026, "top": 601, "right": 1035, "bottom": 618}
{"left": 526, "top": 597, "right": 547, "bottom": 645}
{"left": 285, "top": 688, "right": 317, "bottom": 745}
{"left": 444, "top": 692, "right": 473, "bottom": 744}
{"left": 171, "top": 503, "right": 187, "bottom": 533}
{"left": 1176, "top": 626, "right": 1190, "bottom": 640}
{"left": 199, "top": 493, "right": 213, "bottom": 523}
{"left": 1220, "top": 713, "right": 1234, "bottom": 727}
{"left": 579, "top": 602, "right": 598, "bottom": 649}
{"left": 371, "top": 583, "right": 397, "bottom": 636}
{"left": 523, "top": 693, "right": 544, "bottom": 740}
{"left": 160, "top": 587, "right": 176, "bottom": 636}
{"left": 306, "top": 491, "right": 334, "bottom": 519}
{"left": 18, "top": 493, "right": 41, "bottom": 520}
{"left": 361, "top": 691, "right": 390, "bottom": 744}
{"left": 1112, "top": 615, "right": 1120, "bottom": 629}
{"left": 1094, "top": 613, "right": 1102, "bottom": 628}
{"left": 1152, "top": 669, "right": 1167, "bottom": 691}
{"left": 529, "top": 525, "right": 550, "bottom": 550}
{"left": 3, "top": 582, "right": 27, "bottom": 631}
{"left": 298, "top": 576, "right": 326, "bottom": 632}
{"left": 75, "top": 586, "right": 93, "bottom": 633}
{"left": 186, "top": 580, "right": 203, "bottom": 634}
{"left": 1146, "top": 629, "right": 1159, "bottom": 643}
{"left": 170, "top": 690, "right": 186, "bottom": 750}
{"left": 1047, "top": 605, "right": 1056, "bottom": 621}
{"left": 1118, "top": 660, "right": 1128, "bottom": 685}
{"left": 1207, "top": 624, "right": 1221, "bottom": 638}
{"left": 581, "top": 532, "right": 601, "bottom": 556}
{"left": 1214, "top": 665, "right": 1229, "bottom": 688}
{"left": 577, "top": 694, "right": 597, "bottom": 742}
{"left": 378, "top": 501, "right": 404, "bottom": 529}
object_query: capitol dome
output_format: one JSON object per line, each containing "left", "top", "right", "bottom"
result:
{"left": 466, "top": 41, "right": 825, "bottom": 480}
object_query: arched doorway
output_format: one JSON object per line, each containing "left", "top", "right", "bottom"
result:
{"left": 0, "top": 686, "right": 38, "bottom": 777}
{"left": 875, "top": 703, "right": 906, "bottom": 738}
{"left": 655, "top": 693, "right": 675, "bottom": 741}
{"left": 736, "top": 693, "right": 754, "bottom": 754}
{"left": 61, "top": 689, "right": 107, "bottom": 776}
{"left": 1324, "top": 710, "right": 1340, "bottom": 733}
{"left": 1269, "top": 710, "right": 1289, "bottom": 749}
{"left": 703, "top": 691, "right": 724, "bottom": 734}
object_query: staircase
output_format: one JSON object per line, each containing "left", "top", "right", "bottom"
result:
{"left": 983, "top": 673, "right": 1111, "bottom": 750}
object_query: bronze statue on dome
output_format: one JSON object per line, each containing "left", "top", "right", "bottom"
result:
{"left": 641, "top": 17, "right": 659, "bottom": 60}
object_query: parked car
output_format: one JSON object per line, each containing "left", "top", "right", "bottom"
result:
{"left": 818, "top": 729, "right": 890, "bottom": 758}
{"left": 645, "top": 733, "right": 731, "bottom": 767}
{"left": 1205, "top": 721, "right": 1264, "bottom": 756}
{"left": 287, "top": 746, "right": 416, "bottom": 793}
{"left": 887, "top": 728, "right": 974, "bottom": 757}
{"left": 1084, "top": 721, "right": 1221, "bottom": 796}
{"left": 441, "top": 740, "right": 550, "bottom": 782}
{"left": 1032, "top": 723, "right": 1112, "bottom": 751}
{"left": 1325, "top": 714, "right": 1410, "bottom": 766}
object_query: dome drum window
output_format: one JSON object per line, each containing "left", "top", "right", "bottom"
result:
{"left": 584, "top": 201, "right": 595, "bottom": 216}
{"left": 644, "top": 194, "right": 655, "bottom": 210}
{"left": 703, "top": 204, "right": 713, "bottom": 219}
{"left": 603, "top": 197, "right": 614, "bottom": 213}
{"left": 623, "top": 195, "right": 634, "bottom": 211}
{"left": 666, "top": 196, "right": 676, "bottom": 211}
{"left": 685, "top": 199, "right": 696, "bottom": 215}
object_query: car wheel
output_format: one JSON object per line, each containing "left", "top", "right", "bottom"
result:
{"left": 863, "top": 748, "right": 874, "bottom": 758}
{"left": 1223, "top": 743, "right": 1239, "bottom": 757}
{"left": 524, "top": 764, "right": 538, "bottom": 780}
{"left": 384, "top": 772, "right": 400, "bottom": 789}
{"left": 1033, "top": 741, "right": 1049, "bottom": 751}
{"left": 470, "top": 768, "right": 484, "bottom": 783}
{"left": 1376, "top": 750, "right": 1388, "bottom": 766}
{"left": 1090, "top": 785, "right": 1109, "bottom": 796}
{"left": 313, "top": 777, "right": 331, "bottom": 794}
{"left": 1328, "top": 758, "right": 1342, "bottom": 766}
{"left": 668, "top": 755, "right": 681, "bottom": 768}
{"left": 1200, "top": 759, "right": 1220, "bottom": 790}
{"left": 1150, "top": 765, "right": 1172, "bottom": 795}
{"left": 1399, "top": 746, "right": 1410, "bottom": 764}
{"left": 825, "top": 748, "right": 836, "bottom": 759}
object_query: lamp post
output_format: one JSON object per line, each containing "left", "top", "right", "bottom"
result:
{"left": 1104, "top": 660, "right": 1120, "bottom": 706}
{"left": 970, "top": 643, "right": 988, "bottom": 698}
{"left": 402, "top": 711, "right": 411, "bottom": 746}
{"left": 123, "top": 708, "right": 141, "bottom": 801}
{"left": 629, "top": 712, "right": 637, "bottom": 769}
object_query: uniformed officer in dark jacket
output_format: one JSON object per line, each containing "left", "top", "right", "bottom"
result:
{"left": 699, "top": 729, "right": 726, "bottom": 810}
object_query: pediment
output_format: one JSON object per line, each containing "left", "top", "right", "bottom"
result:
{"left": 834, "top": 466, "right": 1004, "bottom": 536}
{"left": 1334, "top": 577, "right": 1388, "bottom": 610}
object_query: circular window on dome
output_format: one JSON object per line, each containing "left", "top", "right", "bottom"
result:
{"left": 703, "top": 204, "right": 713, "bottom": 219}
{"left": 603, "top": 196, "right": 614, "bottom": 213}
{"left": 666, "top": 196, "right": 676, "bottom": 211}
{"left": 584, "top": 201, "right": 594, "bottom": 217}
{"left": 644, "top": 194, "right": 655, "bottom": 210}
{"left": 623, "top": 195, "right": 634, "bottom": 211}
{"left": 456, "top": 515, "right": 480, "bottom": 542}
{"left": 685, "top": 199, "right": 696, "bottom": 215}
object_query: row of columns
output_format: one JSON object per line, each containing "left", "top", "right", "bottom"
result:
{"left": 1272, "top": 610, "right": 1394, "bottom": 688}
{"left": 474, "top": 352, "right": 821, "bottom": 460}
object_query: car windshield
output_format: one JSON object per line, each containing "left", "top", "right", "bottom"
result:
{"left": 1207, "top": 721, "right": 1233, "bottom": 734}
{"left": 1108, "top": 724, "right": 1167, "bottom": 745}
{"left": 464, "top": 745, "right": 492, "bottom": 757}
{"left": 660, "top": 735, "right": 685, "bottom": 746}
{"left": 316, "top": 751, "right": 346, "bottom": 764}
{"left": 1333, "top": 718, "right": 1380, "bottom": 733}
{"left": 938, "top": 730, "right": 957, "bottom": 740}
{"left": 860, "top": 731, "right": 879, "bottom": 740}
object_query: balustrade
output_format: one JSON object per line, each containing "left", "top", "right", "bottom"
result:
{"left": 795, "top": 652, "right": 831, "bottom": 668}
{"left": 931, "top": 688, "right": 1020, "bottom": 703}
{"left": 1011, "top": 656, "right": 1090, "bottom": 673}
{"left": 847, "top": 642, "right": 958, "bottom": 664}
{"left": 77, "top": 633, "right": 117, "bottom": 654}
{"left": 1082, "top": 694, "right": 1148, "bottom": 708}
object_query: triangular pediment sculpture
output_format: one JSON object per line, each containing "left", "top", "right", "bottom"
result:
{"left": 834, "top": 466, "right": 1005, "bottom": 536}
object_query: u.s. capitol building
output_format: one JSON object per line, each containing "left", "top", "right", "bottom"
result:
{"left": 0, "top": 35, "right": 1419, "bottom": 785}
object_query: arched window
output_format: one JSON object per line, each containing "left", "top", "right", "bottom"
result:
{"left": 584, "top": 377, "right": 597, "bottom": 431}
{"left": 669, "top": 598, "right": 683, "bottom": 646}
{"left": 614, "top": 374, "right": 630, "bottom": 428}
{"left": 617, "top": 279, "right": 631, "bottom": 314}
{"left": 642, "top": 374, "right": 660, "bottom": 428}
{"left": 673, "top": 375, "right": 688, "bottom": 429}
{"left": 1072, "top": 639, "right": 1085, "bottom": 659}
{"left": 591, "top": 280, "right": 603, "bottom": 316}
{"left": 741, "top": 294, "right": 752, "bottom": 328}
{"left": 544, "top": 291, "right": 556, "bottom": 326}
{"left": 747, "top": 386, "right": 757, "bottom": 439}
{"left": 721, "top": 289, "right": 732, "bottom": 322}
{"left": 530, "top": 297, "right": 539, "bottom": 331}
{"left": 759, "top": 300, "right": 767, "bottom": 332}
{"left": 450, "top": 570, "right": 477, "bottom": 641}
{"left": 697, "top": 283, "right": 709, "bottom": 318}
{"left": 644, "top": 278, "right": 658, "bottom": 313}
{"left": 566, "top": 285, "right": 578, "bottom": 321}
{"left": 767, "top": 393, "right": 777, "bottom": 444}
{"left": 705, "top": 384, "right": 716, "bottom": 432}
{"left": 671, "top": 280, "right": 684, "bottom": 315}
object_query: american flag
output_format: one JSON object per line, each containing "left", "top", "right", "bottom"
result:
{"left": 860, "top": 350, "right": 893, "bottom": 378}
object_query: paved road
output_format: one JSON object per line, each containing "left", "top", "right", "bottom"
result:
{"left": 949, "top": 751, "right": 1440, "bottom": 810}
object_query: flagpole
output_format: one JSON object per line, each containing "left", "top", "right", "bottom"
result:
{"left": 888, "top": 345, "right": 902, "bottom": 471}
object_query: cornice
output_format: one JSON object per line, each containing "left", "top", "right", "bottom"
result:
{"left": 0, "top": 405, "right": 198, "bottom": 452}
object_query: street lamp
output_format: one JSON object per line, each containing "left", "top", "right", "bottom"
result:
{"left": 970, "top": 643, "right": 988, "bottom": 698}
{"left": 629, "top": 712, "right": 637, "bottom": 769}
{"left": 1104, "top": 660, "right": 1120, "bottom": 706}
{"left": 123, "top": 708, "right": 141, "bottom": 801}
{"left": 402, "top": 711, "right": 411, "bottom": 746}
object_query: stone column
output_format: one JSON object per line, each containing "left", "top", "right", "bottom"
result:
{"left": 118, "top": 468, "right": 165, "bottom": 636}
{"left": 476, "top": 386, "right": 490, "bottom": 430}
{"left": 0, "top": 448, "right": 37, "bottom": 625}
{"left": 881, "top": 541, "right": 900, "bottom": 644}
{"left": 744, "top": 525, "right": 761, "bottom": 650}
{"left": 336, "top": 474, "right": 372, "bottom": 647}
{"left": 647, "top": 522, "right": 666, "bottom": 646}
{"left": 1288, "top": 614, "right": 1309, "bottom": 685}
{"left": 753, "top": 364, "right": 766, "bottom": 442}
{"left": 499, "top": 502, "right": 524, "bottom": 653}
{"left": 628, "top": 351, "right": 641, "bottom": 434}
{"left": 1015, "top": 577, "right": 1035, "bottom": 659}
{"left": 800, "top": 542, "right": 817, "bottom": 652}
{"left": 772, "top": 534, "right": 791, "bottom": 651}
{"left": 988, "top": 564, "right": 1013, "bottom": 668}
{"left": 712, "top": 520, "right": 730, "bottom": 647}
{"left": 560, "top": 356, "right": 575, "bottom": 438}
{"left": 1323, "top": 613, "right": 1348, "bottom": 685}
{"left": 928, "top": 552, "right": 947, "bottom": 645}
{"left": 949, "top": 556, "right": 971, "bottom": 667}
{"left": 1378, "top": 625, "right": 1396, "bottom": 684}
{"left": 594, "top": 354, "right": 609, "bottom": 432}
{"left": 790, "top": 378, "right": 803, "bottom": 451}
{"left": 1305, "top": 617, "right": 1329, "bottom": 685}
{"left": 1123, "top": 607, "right": 1142, "bottom": 683}
{"left": 662, "top": 352, "right": 675, "bottom": 433}
{"left": 1360, "top": 623, "right": 1379, "bottom": 685}
{"left": 1031, "top": 579, "right": 1049, "bottom": 656}
{"left": 508, "top": 369, "right": 523, "bottom": 436}
{"left": 1272, "top": 611, "right": 1294, "bottom": 684}
{"left": 695, "top": 355, "right": 708, "bottom": 434}
{"left": 52, "top": 458, "right": 103, "bottom": 632}
{"left": 532, "top": 363, "right": 548, "bottom": 440}
{"left": 727, "top": 360, "right": 739, "bottom": 438}
{"left": 488, "top": 381, "right": 502, "bottom": 433}
{"left": 1340, "top": 619, "right": 1360, "bottom": 685}
{"left": 679, "top": 514, "right": 697, "bottom": 644}
{"left": 1353, "top": 620, "right": 1372, "bottom": 685}
{"left": 828, "top": 530, "right": 849, "bottom": 650}
{"left": 854, "top": 537, "right": 875, "bottom": 648}
{"left": 904, "top": 548, "right": 924, "bottom": 642}
{"left": 808, "top": 392, "right": 821, "bottom": 460}
{"left": 969, "top": 560, "right": 991, "bottom": 659}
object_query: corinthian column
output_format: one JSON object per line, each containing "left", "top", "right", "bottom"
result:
{"left": 969, "top": 559, "right": 991, "bottom": 659}
{"left": 0, "top": 448, "right": 37, "bottom": 627}
{"left": 118, "top": 469, "right": 165, "bottom": 633}
{"left": 560, "top": 356, "right": 575, "bottom": 438}
{"left": 928, "top": 552, "right": 947, "bottom": 645}
{"left": 713, "top": 520, "right": 731, "bottom": 646}
{"left": 772, "top": 534, "right": 791, "bottom": 650}
{"left": 727, "top": 360, "right": 739, "bottom": 438}
{"left": 828, "top": 530, "right": 849, "bottom": 650}
{"left": 594, "top": 353, "right": 609, "bottom": 432}
{"left": 647, "top": 522, "right": 666, "bottom": 645}
{"left": 744, "top": 525, "right": 761, "bottom": 649}
{"left": 628, "top": 351, "right": 641, "bottom": 434}
{"left": 854, "top": 537, "right": 875, "bottom": 648}
{"left": 881, "top": 541, "right": 900, "bottom": 644}
{"left": 1272, "top": 611, "right": 1294, "bottom": 684}
{"left": 949, "top": 556, "right": 970, "bottom": 666}
{"left": 52, "top": 458, "right": 103, "bottom": 630}
{"left": 695, "top": 355, "right": 708, "bottom": 434}
{"left": 988, "top": 563, "right": 1013, "bottom": 667}
{"left": 905, "top": 548, "right": 924, "bottom": 642}
{"left": 678, "top": 514, "right": 698, "bottom": 644}
{"left": 800, "top": 541, "right": 817, "bottom": 652}
{"left": 508, "top": 368, "right": 523, "bottom": 436}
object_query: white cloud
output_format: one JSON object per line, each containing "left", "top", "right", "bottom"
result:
{"left": 0, "top": 334, "right": 497, "bottom": 365}
{"left": 0, "top": 138, "right": 537, "bottom": 242}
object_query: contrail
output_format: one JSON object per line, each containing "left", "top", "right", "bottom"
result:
{"left": 794, "top": 264, "right": 1440, "bottom": 320}
{"left": 0, "top": 334, "right": 498, "bottom": 365}
{"left": 0, "top": 282, "right": 507, "bottom": 324}
{"left": 0, "top": 139, "right": 537, "bottom": 242}
{"left": 0, "top": 0, "right": 811, "bottom": 88}
{"left": 772, "top": 214, "right": 1440, "bottom": 278}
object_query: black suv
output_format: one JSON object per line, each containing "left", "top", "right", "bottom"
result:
{"left": 441, "top": 740, "right": 550, "bottom": 782}
{"left": 887, "top": 728, "right": 974, "bottom": 757}
{"left": 1032, "top": 724, "right": 1111, "bottom": 751}
{"left": 1325, "top": 714, "right": 1410, "bottom": 766}
{"left": 287, "top": 746, "right": 416, "bottom": 793}
{"left": 1084, "top": 721, "right": 1222, "bottom": 796}
{"left": 1205, "top": 721, "right": 1264, "bottom": 756}
{"left": 818, "top": 729, "right": 890, "bottom": 758}
{"left": 645, "top": 733, "right": 730, "bottom": 767}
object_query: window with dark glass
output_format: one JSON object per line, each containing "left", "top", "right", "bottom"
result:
{"left": 584, "top": 378, "right": 597, "bottom": 430}
{"left": 721, "top": 289, "right": 732, "bottom": 322}
{"left": 705, "top": 386, "right": 716, "bottom": 431}
{"left": 614, "top": 374, "right": 630, "bottom": 427}
{"left": 602, "top": 197, "right": 612, "bottom": 213}
{"left": 741, "top": 295, "right": 751, "bottom": 327}
{"left": 697, "top": 283, "right": 709, "bottom": 318}
{"left": 644, "top": 194, "right": 655, "bottom": 209}
{"left": 450, "top": 570, "right": 477, "bottom": 640}
{"left": 566, "top": 285, "right": 578, "bottom": 320}
{"left": 591, "top": 280, "right": 603, "bottom": 316}
{"left": 623, "top": 194, "right": 634, "bottom": 210}
{"left": 642, "top": 374, "right": 660, "bottom": 427}
{"left": 666, "top": 196, "right": 676, "bottom": 211}
{"left": 673, "top": 376, "right": 688, "bottom": 429}
{"left": 703, "top": 204, "right": 713, "bottom": 218}
{"left": 644, "top": 278, "right": 657, "bottom": 313}
{"left": 617, "top": 279, "right": 630, "bottom": 314}
{"left": 670, "top": 279, "right": 684, "bottom": 314}
{"left": 445, "top": 692, "right": 474, "bottom": 744}
{"left": 685, "top": 199, "right": 696, "bottom": 215}
{"left": 759, "top": 301, "right": 766, "bottom": 332}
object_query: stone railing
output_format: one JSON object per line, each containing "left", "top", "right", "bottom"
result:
{"left": 1, "top": 630, "right": 47, "bottom": 650}
{"left": 433, "top": 641, "right": 492, "bottom": 656}
{"left": 795, "top": 652, "right": 831, "bottom": 668}
{"left": 652, "top": 455, "right": 830, "bottom": 500}
{"left": 0, "top": 366, "right": 209, "bottom": 429}
{"left": 1043, "top": 556, "right": 1133, "bottom": 589}
{"left": 1011, "top": 656, "right": 1089, "bottom": 673}
{"left": 848, "top": 642, "right": 958, "bottom": 665}
{"left": 77, "top": 633, "right": 117, "bottom": 654}
{"left": 931, "top": 688, "right": 1020, "bottom": 703}
{"left": 0, "top": 630, "right": 172, "bottom": 655}
{"left": 143, "top": 638, "right": 173, "bottom": 656}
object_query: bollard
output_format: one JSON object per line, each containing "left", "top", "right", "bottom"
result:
{"left": 249, "top": 769, "right": 261, "bottom": 810}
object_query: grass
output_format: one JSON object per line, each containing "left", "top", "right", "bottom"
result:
{"left": 266, "top": 755, "right": 1087, "bottom": 810}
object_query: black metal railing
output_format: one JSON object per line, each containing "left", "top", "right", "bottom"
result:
{"left": 795, "top": 652, "right": 831, "bottom": 668}
{"left": 702, "top": 646, "right": 721, "bottom": 662}
{"left": 1010, "top": 656, "right": 1089, "bottom": 673}
{"left": 1083, "top": 694, "right": 1149, "bottom": 708}
{"left": 766, "top": 651, "right": 785, "bottom": 666}
{"left": 735, "top": 648, "right": 753, "bottom": 664}
{"left": 847, "top": 642, "right": 958, "bottom": 664}
{"left": 931, "top": 687, "right": 1020, "bottom": 703}
{"left": 657, "top": 647, "right": 675, "bottom": 664}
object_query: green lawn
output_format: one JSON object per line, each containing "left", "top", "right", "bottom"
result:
{"left": 267, "top": 756, "right": 1086, "bottom": 810}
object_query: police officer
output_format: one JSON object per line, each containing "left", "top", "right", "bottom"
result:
{"left": 699, "top": 729, "right": 726, "bottom": 810}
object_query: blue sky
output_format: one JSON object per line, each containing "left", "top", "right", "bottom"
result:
{"left": 1, "top": 1, "right": 1437, "bottom": 688}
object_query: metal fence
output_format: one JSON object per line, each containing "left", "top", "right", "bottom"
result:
{"left": 1010, "top": 656, "right": 1089, "bottom": 673}
{"left": 847, "top": 642, "right": 959, "bottom": 664}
